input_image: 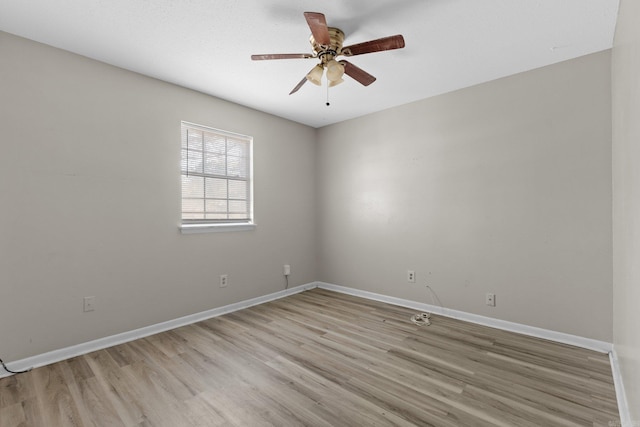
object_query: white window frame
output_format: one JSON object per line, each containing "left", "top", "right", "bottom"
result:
{"left": 179, "top": 121, "right": 254, "bottom": 234}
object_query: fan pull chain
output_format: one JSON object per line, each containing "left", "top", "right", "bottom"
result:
{"left": 326, "top": 83, "right": 330, "bottom": 106}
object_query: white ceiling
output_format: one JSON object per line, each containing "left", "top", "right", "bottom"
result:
{"left": 0, "top": 0, "right": 620, "bottom": 128}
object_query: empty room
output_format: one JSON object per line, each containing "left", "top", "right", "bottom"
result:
{"left": 0, "top": 0, "right": 638, "bottom": 426}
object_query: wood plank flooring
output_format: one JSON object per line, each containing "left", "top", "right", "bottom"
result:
{"left": 0, "top": 288, "right": 620, "bottom": 426}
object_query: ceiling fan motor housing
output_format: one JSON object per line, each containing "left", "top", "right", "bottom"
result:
{"left": 310, "top": 27, "right": 344, "bottom": 64}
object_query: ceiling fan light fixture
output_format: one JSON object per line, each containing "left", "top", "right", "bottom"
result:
{"left": 252, "top": 12, "right": 405, "bottom": 95}
{"left": 306, "top": 64, "right": 324, "bottom": 86}
{"left": 326, "top": 59, "right": 345, "bottom": 82}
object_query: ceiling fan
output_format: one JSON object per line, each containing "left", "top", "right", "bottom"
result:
{"left": 251, "top": 12, "right": 405, "bottom": 95}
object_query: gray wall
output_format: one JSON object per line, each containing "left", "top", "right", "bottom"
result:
{"left": 612, "top": 0, "right": 640, "bottom": 419}
{"left": 317, "top": 51, "right": 613, "bottom": 342}
{"left": 0, "top": 28, "right": 618, "bottom": 365}
{"left": 0, "top": 32, "right": 317, "bottom": 361}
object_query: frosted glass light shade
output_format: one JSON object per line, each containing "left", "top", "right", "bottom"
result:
{"left": 306, "top": 64, "right": 324, "bottom": 86}
{"left": 326, "top": 59, "right": 345, "bottom": 82}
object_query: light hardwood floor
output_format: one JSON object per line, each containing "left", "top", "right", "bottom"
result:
{"left": 0, "top": 289, "right": 620, "bottom": 426}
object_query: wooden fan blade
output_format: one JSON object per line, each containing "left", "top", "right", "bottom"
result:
{"left": 304, "top": 12, "right": 330, "bottom": 45}
{"left": 341, "top": 60, "right": 376, "bottom": 86}
{"left": 289, "top": 76, "right": 308, "bottom": 95}
{"left": 251, "top": 53, "right": 313, "bottom": 60}
{"left": 342, "top": 35, "right": 405, "bottom": 56}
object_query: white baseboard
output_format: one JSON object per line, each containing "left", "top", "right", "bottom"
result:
{"left": 609, "top": 349, "right": 633, "bottom": 427}
{"left": 0, "top": 282, "right": 316, "bottom": 379}
{"left": 3, "top": 280, "right": 612, "bottom": 379}
{"left": 2, "top": 280, "right": 629, "bottom": 425}
{"left": 0, "top": 281, "right": 618, "bottom": 380}
{"left": 316, "top": 282, "right": 613, "bottom": 353}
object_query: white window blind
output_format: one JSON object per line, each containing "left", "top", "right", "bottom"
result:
{"left": 181, "top": 122, "right": 252, "bottom": 225}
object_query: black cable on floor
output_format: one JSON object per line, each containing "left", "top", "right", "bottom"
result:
{"left": 0, "top": 357, "right": 32, "bottom": 374}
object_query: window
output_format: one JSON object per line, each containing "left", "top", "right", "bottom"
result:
{"left": 180, "top": 122, "right": 253, "bottom": 232}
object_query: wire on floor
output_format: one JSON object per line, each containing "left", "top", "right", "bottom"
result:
{"left": 410, "top": 283, "right": 445, "bottom": 327}
{"left": 410, "top": 312, "right": 431, "bottom": 326}
{"left": 0, "top": 357, "right": 32, "bottom": 375}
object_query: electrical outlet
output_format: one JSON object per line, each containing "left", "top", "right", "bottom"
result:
{"left": 486, "top": 293, "right": 496, "bottom": 307}
{"left": 83, "top": 296, "right": 95, "bottom": 312}
{"left": 220, "top": 274, "right": 228, "bottom": 288}
{"left": 284, "top": 264, "right": 291, "bottom": 276}
{"left": 407, "top": 270, "right": 416, "bottom": 283}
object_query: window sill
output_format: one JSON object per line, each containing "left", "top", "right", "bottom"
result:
{"left": 180, "top": 223, "right": 256, "bottom": 234}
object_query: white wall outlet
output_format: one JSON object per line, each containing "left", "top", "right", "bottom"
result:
{"left": 407, "top": 270, "right": 416, "bottom": 283}
{"left": 284, "top": 264, "right": 291, "bottom": 276}
{"left": 486, "top": 293, "right": 496, "bottom": 307}
{"left": 83, "top": 296, "right": 95, "bottom": 312}
{"left": 220, "top": 274, "right": 228, "bottom": 288}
